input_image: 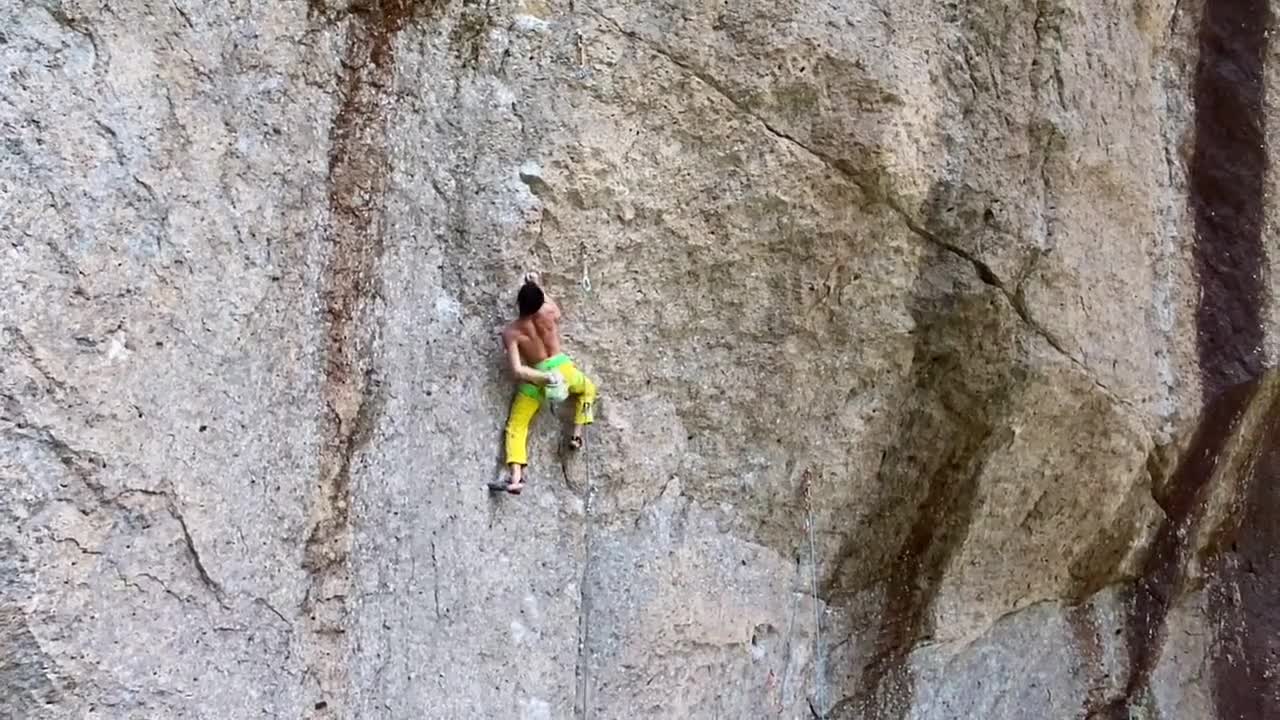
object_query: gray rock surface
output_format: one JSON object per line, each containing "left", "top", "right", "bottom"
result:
{"left": 3, "top": 0, "right": 1278, "bottom": 718}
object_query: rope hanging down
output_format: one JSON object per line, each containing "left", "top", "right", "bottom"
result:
{"left": 574, "top": 262, "right": 595, "bottom": 720}
{"left": 805, "top": 478, "right": 826, "bottom": 716}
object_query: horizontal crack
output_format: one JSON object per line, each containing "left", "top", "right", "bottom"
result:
{"left": 54, "top": 536, "right": 103, "bottom": 556}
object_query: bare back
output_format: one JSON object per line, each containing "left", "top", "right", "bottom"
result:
{"left": 503, "top": 302, "right": 562, "bottom": 366}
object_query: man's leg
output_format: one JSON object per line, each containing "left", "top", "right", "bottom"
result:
{"left": 566, "top": 365, "right": 597, "bottom": 450}
{"left": 504, "top": 389, "right": 542, "bottom": 491}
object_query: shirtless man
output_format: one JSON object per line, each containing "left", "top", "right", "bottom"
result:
{"left": 497, "top": 274, "right": 597, "bottom": 494}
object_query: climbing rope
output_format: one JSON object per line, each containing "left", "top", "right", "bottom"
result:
{"left": 569, "top": 404, "right": 597, "bottom": 720}
{"left": 576, "top": 261, "right": 595, "bottom": 720}
{"left": 805, "top": 478, "right": 826, "bottom": 716}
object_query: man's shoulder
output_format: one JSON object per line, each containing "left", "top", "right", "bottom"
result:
{"left": 500, "top": 320, "right": 529, "bottom": 342}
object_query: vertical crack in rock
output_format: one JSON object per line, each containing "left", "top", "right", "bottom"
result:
{"left": 301, "top": 1, "right": 441, "bottom": 714}
{"left": 429, "top": 541, "right": 442, "bottom": 621}
{"left": 1099, "top": 1, "right": 1272, "bottom": 716}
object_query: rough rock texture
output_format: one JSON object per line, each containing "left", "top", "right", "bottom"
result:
{"left": 3, "top": 0, "right": 1279, "bottom": 718}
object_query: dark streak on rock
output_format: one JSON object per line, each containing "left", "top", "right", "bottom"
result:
{"left": 1191, "top": 0, "right": 1274, "bottom": 716}
{"left": 1188, "top": 0, "right": 1268, "bottom": 399}
{"left": 1096, "top": 382, "right": 1257, "bottom": 719}
{"left": 1101, "top": 0, "right": 1272, "bottom": 716}
{"left": 1192, "top": 2, "right": 1277, "bottom": 709}
{"left": 850, "top": 433, "right": 988, "bottom": 719}
{"left": 300, "top": 1, "right": 442, "bottom": 713}
{"left": 1068, "top": 602, "right": 1107, "bottom": 714}
{"left": 305, "top": 0, "right": 441, "bottom": 580}
{"left": 1209, "top": 391, "right": 1280, "bottom": 717}
{"left": 828, "top": 293, "right": 1009, "bottom": 720}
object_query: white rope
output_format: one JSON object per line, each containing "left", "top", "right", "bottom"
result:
{"left": 805, "top": 481, "right": 826, "bottom": 716}
{"left": 779, "top": 578, "right": 798, "bottom": 711}
{"left": 577, "top": 267, "right": 594, "bottom": 720}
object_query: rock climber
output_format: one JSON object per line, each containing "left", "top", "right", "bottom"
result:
{"left": 495, "top": 273, "right": 596, "bottom": 494}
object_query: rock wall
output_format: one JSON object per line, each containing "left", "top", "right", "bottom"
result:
{"left": 3, "top": 0, "right": 1278, "bottom": 718}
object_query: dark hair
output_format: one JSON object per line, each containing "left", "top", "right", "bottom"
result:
{"left": 517, "top": 281, "right": 544, "bottom": 317}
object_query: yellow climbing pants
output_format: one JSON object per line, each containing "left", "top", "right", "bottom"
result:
{"left": 505, "top": 354, "right": 596, "bottom": 466}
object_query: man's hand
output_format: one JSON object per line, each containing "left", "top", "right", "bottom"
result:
{"left": 528, "top": 371, "right": 560, "bottom": 386}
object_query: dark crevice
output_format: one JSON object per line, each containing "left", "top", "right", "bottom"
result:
{"left": 168, "top": 499, "right": 230, "bottom": 609}
{"left": 169, "top": 0, "right": 195, "bottom": 32}
{"left": 1167, "top": 0, "right": 1186, "bottom": 41}
{"left": 254, "top": 597, "right": 294, "bottom": 628}
{"left": 53, "top": 537, "right": 103, "bottom": 556}
{"left": 430, "top": 541, "right": 442, "bottom": 621}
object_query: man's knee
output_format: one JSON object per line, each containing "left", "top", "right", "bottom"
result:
{"left": 506, "top": 412, "right": 530, "bottom": 443}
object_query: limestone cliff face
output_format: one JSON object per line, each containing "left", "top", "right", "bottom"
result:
{"left": 3, "top": 0, "right": 1278, "bottom": 718}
